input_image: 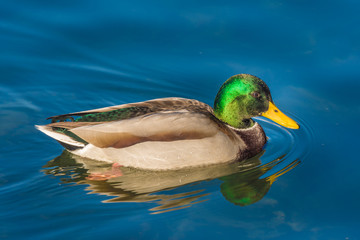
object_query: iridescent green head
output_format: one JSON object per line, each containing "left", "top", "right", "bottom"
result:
{"left": 214, "top": 74, "right": 299, "bottom": 129}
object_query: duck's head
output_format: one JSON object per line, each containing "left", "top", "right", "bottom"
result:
{"left": 214, "top": 74, "right": 299, "bottom": 129}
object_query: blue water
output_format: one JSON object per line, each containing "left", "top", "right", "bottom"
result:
{"left": 1, "top": 0, "right": 359, "bottom": 239}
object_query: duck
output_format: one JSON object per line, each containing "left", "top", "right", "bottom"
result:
{"left": 36, "top": 74, "right": 299, "bottom": 170}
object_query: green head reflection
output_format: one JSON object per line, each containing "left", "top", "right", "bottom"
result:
{"left": 220, "top": 156, "right": 300, "bottom": 206}
{"left": 220, "top": 178, "right": 270, "bottom": 206}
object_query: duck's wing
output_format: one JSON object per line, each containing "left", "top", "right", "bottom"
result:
{"left": 67, "top": 110, "right": 225, "bottom": 148}
{"left": 47, "top": 97, "right": 213, "bottom": 123}
{"left": 37, "top": 98, "right": 234, "bottom": 150}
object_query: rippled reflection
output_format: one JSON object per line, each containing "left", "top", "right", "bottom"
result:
{"left": 43, "top": 150, "right": 300, "bottom": 214}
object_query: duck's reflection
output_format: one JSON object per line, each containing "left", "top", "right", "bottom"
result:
{"left": 43, "top": 151, "right": 300, "bottom": 214}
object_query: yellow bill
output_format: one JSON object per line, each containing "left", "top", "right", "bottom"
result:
{"left": 261, "top": 102, "right": 299, "bottom": 129}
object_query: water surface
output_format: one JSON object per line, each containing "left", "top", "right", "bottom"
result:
{"left": 1, "top": 0, "right": 360, "bottom": 239}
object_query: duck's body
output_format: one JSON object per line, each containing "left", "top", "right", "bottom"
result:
{"left": 37, "top": 74, "right": 298, "bottom": 170}
{"left": 37, "top": 97, "right": 266, "bottom": 170}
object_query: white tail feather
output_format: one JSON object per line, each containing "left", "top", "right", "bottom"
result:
{"left": 35, "top": 125, "right": 86, "bottom": 148}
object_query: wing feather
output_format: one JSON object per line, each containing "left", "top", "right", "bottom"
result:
{"left": 70, "top": 111, "right": 222, "bottom": 148}
{"left": 48, "top": 97, "right": 213, "bottom": 122}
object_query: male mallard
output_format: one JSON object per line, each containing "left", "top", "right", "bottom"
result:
{"left": 36, "top": 74, "right": 299, "bottom": 170}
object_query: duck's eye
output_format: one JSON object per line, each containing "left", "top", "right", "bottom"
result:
{"left": 251, "top": 92, "right": 261, "bottom": 98}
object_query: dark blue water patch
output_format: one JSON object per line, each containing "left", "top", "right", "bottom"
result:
{"left": 1, "top": 0, "right": 360, "bottom": 239}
